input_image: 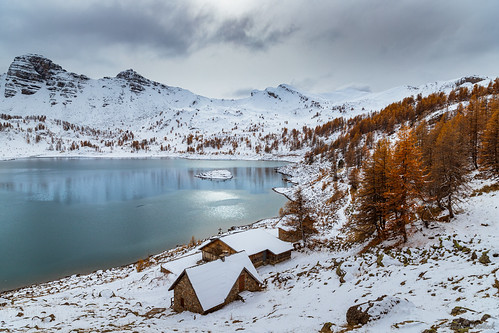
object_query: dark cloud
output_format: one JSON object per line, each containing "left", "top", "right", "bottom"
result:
{"left": 0, "top": 0, "right": 295, "bottom": 58}
{"left": 214, "top": 17, "right": 296, "bottom": 51}
{"left": 0, "top": 0, "right": 498, "bottom": 98}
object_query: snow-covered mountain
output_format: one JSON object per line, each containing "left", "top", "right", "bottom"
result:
{"left": 1, "top": 55, "right": 498, "bottom": 332}
{"left": 0, "top": 54, "right": 492, "bottom": 160}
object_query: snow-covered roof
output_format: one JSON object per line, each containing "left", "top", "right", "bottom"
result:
{"left": 200, "top": 229, "right": 293, "bottom": 256}
{"left": 276, "top": 216, "right": 296, "bottom": 232}
{"left": 169, "top": 251, "right": 262, "bottom": 312}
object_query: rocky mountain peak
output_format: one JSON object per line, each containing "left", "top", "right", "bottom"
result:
{"left": 4, "top": 54, "right": 61, "bottom": 97}
{"left": 116, "top": 69, "right": 151, "bottom": 93}
{"left": 4, "top": 54, "right": 88, "bottom": 100}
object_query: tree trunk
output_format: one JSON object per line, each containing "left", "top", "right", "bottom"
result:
{"left": 447, "top": 194, "right": 454, "bottom": 219}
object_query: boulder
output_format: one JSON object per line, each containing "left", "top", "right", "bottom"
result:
{"left": 346, "top": 295, "right": 407, "bottom": 326}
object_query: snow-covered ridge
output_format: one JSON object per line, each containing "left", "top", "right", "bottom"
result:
{"left": 0, "top": 54, "right": 494, "bottom": 161}
{"left": 1, "top": 54, "right": 489, "bottom": 125}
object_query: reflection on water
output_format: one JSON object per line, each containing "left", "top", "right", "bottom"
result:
{"left": 0, "top": 158, "right": 288, "bottom": 291}
{"left": 0, "top": 161, "right": 282, "bottom": 204}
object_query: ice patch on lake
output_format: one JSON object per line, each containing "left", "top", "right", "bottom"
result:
{"left": 195, "top": 169, "right": 233, "bottom": 180}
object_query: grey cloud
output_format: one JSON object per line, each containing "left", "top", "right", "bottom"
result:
{"left": 0, "top": 0, "right": 296, "bottom": 58}
{"left": 214, "top": 17, "right": 297, "bottom": 51}
{"left": 229, "top": 87, "right": 254, "bottom": 98}
{"left": 0, "top": 0, "right": 498, "bottom": 98}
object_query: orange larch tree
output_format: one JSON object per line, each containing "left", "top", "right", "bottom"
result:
{"left": 356, "top": 138, "right": 392, "bottom": 238}
{"left": 479, "top": 104, "right": 499, "bottom": 175}
{"left": 385, "top": 126, "right": 427, "bottom": 242}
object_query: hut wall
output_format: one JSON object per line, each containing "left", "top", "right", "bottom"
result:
{"left": 201, "top": 240, "right": 236, "bottom": 262}
{"left": 172, "top": 275, "right": 203, "bottom": 314}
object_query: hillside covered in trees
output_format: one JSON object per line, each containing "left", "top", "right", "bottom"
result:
{"left": 1, "top": 73, "right": 498, "bottom": 332}
{"left": 284, "top": 77, "right": 499, "bottom": 248}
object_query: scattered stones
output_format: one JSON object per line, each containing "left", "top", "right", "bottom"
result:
{"left": 319, "top": 322, "right": 334, "bottom": 332}
{"left": 449, "top": 317, "right": 481, "bottom": 331}
{"left": 450, "top": 306, "right": 474, "bottom": 316}
{"left": 481, "top": 314, "right": 491, "bottom": 322}
{"left": 478, "top": 251, "right": 491, "bottom": 265}
{"left": 143, "top": 307, "right": 166, "bottom": 319}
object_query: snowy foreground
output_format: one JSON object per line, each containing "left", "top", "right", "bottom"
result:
{"left": 0, "top": 178, "right": 497, "bottom": 332}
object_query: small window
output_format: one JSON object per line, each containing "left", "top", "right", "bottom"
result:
{"left": 180, "top": 297, "right": 185, "bottom": 308}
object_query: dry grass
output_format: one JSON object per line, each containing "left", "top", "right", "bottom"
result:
{"left": 471, "top": 182, "right": 499, "bottom": 197}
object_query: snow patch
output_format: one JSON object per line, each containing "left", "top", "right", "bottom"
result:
{"left": 195, "top": 169, "right": 233, "bottom": 180}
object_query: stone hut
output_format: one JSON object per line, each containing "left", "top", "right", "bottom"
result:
{"left": 198, "top": 229, "right": 293, "bottom": 267}
{"left": 168, "top": 251, "right": 262, "bottom": 314}
{"left": 276, "top": 217, "right": 302, "bottom": 243}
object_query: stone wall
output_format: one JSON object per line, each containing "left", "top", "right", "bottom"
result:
{"left": 201, "top": 240, "right": 236, "bottom": 262}
{"left": 278, "top": 227, "right": 301, "bottom": 243}
{"left": 172, "top": 274, "right": 203, "bottom": 314}
{"left": 222, "top": 270, "right": 262, "bottom": 309}
{"left": 269, "top": 250, "right": 292, "bottom": 264}
{"left": 249, "top": 251, "right": 266, "bottom": 267}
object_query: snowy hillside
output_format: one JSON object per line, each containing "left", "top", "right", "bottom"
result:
{"left": 0, "top": 54, "right": 491, "bottom": 160}
{"left": 1, "top": 54, "right": 497, "bottom": 332}
{"left": 0, "top": 172, "right": 497, "bottom": 332}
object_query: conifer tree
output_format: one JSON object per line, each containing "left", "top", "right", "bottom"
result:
{"left": 430, "top": 114, "right": 468, "bottom": 218}
{"left": 480, "top": 107, "right": 499, "bottom": 175}
{"left": 465, "top": 97, "right": 486, "bottom": 169}
{"left": 385, "top": 126, "right": 427, "bottom": 242}
{"left": 356, "top": 138, "right": 391, "bottom": 238}
{"left": 279, "top": 187, "right": 317, "bottom": 243}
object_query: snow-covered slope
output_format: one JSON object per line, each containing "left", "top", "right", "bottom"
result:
{"left": 0, "top": 54, "right": 491, "bottom": 160}
{"left": 0, "top": 176, "right": 496, "bottom": 332}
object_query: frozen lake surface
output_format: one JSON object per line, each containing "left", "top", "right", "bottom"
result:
{"left": 0, "top": 158, "right": 289, "bottom": 291}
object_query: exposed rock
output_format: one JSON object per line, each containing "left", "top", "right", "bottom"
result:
{"left": 4, "top": 54, "right": 88, "bottom": 103}
{"left": 143, "top": 307, "right": 166, "bottom": 318}
{"left": 450, "top": 306, "right": 473, "bottom": 316}
{"left": 319, "top": 322, "right": 334, "bottom": 332}
{"left": 478, "top": 251, "right": 491, "bottom": 264}
{"left": 449, "top": 317, "right": 481, "bottom": 331}
{"left": 116, "top": 69, "right": 151, "bottom": 93}
{"left": 346, "top": 295, "right": 408, "bottom": 327}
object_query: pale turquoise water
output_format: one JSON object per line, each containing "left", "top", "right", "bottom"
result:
{"left": 0, "top": 158, "right": 289, "bottom": 291}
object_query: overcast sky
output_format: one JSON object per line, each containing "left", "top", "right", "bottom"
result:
{"left": 1, "top": 0, "right": 498, "bottom": 98}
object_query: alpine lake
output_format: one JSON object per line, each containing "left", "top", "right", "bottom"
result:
{"left": 0, "top": 158, "right": 290, "bottom": 291}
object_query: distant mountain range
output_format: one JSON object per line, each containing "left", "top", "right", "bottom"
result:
{"left": 0, "top": 54, "right": 492, "bottom": 159}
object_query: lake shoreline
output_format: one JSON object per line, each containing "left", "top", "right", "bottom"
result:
{"left": 0, "top": 158, "right": 294, "bottom": 293}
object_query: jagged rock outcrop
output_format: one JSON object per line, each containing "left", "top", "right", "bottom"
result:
{"left": 116, "top": 69, "right": 151, "bottom": 93}
{"left": 4, "top": 54, "right": 89, "bottom": 104}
